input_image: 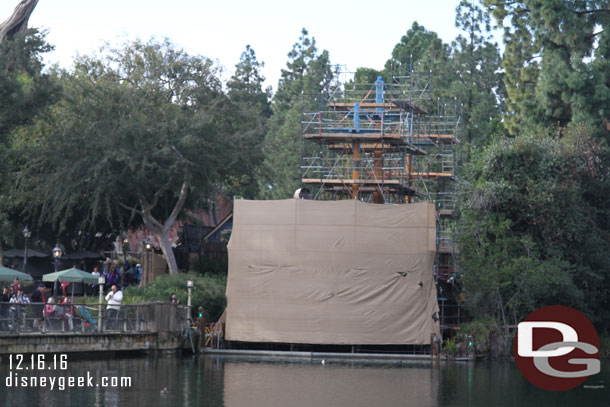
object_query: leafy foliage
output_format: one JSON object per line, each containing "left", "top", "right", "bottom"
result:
{"left": 256, "top": 29, "right": 335, "bottom": 199}
{"left": 225, "top": 45, "right": 271, "bottom": 198}
{"left": 0, "top": 28, "right": 58, "bottom": 139}
{"left": 484, "top": 0, "right": 610, "bottom": 135}
{"left": 0, "top": 28, "right": 58, "bottom": 258}
{"left": 123, "top": 272, "right": 227, "bottom": 322}
{"left": 457, "top": 125, "right": 610, "bottom": 331}
{"left": 451, "top": 0, "right": 505, "bottom": 150}
{"left": 13, "top": 38, "right": 261, "bottom": 273}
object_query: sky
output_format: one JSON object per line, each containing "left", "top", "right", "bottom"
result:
{"left": 0, "top": 0, "right": 503, "bottom": 92}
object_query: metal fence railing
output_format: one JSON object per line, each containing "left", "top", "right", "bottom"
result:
{"left": 0, "top": 302, "right": 190, "bottom": 335}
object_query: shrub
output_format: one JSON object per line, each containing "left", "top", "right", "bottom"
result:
{"left": 443, "top": 337, "right": 459, "bottom": 357}
{"left": 123, "top": 272, "right": 227, "bottom": 321}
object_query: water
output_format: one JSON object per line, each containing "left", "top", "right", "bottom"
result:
{"left": 0, "top": 354, "right": 608, "bottom": 406}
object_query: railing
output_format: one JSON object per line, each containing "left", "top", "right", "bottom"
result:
{"left": 0, "top": 302, "right": 190, "bottom": 335}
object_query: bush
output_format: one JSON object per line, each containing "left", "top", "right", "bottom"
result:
{"left": 123, "top": 272, "right": 227, "bottom": 321}
{"left": 443, "top": 337, "right": 459, "bottom": 357}
{"left": 460, "top": 316, "right": 506, "bottom": 356}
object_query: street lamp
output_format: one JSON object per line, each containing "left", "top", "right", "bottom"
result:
{"left": 22, "top": 226, "right": 31, "bottom": 274}
{"left": 98, "top": 275, "right": 105, "bottom": 333}
{"left": 123, "top": 237, "right": 129, "bottom": 262}
{"left": 145, "top": 242, "right": 152, "bottom": 286}
{"left": 186, "top": 280, "right": 193, "bottom": 324}
{"left": 52, "top": 243, "right": 63, "bottom": 297}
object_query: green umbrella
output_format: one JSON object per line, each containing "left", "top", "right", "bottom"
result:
{"left": 43, "top": 267, "right": 98, "bottom": 284}
{"left": 43, "top": 267, "right": 99, "bottom": 302}
{"left": 0, "top": 265, "right": 33, "bottom": 282}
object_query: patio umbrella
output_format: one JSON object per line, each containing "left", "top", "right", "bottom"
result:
{"left": 42, "top": 267, "right": 98, "bottom": 302}
{"left": 0, "top": 265, "right": 33, "bottom": 282}
{"left": 63, "top": 251, "right": 104, "bottom": 261}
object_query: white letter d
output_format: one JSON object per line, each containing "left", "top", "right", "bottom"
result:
{"left": 518, "top": 321, "right": 577, "bottom": 357}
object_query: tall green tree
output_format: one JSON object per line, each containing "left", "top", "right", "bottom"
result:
{"left": 0, "top": 28, "right": 57, "bottom": 263}
{"left": 485, "top": 0, "right": 610, "bottom": 135}
{"left": 0, "top": 29, "right": 57, "bottom": 141}
{"left": 225, "top": 45, "right": 271, "bottom": 198}
{"left": 15, "top": 39, "right": 243, "bottom": 274}
{"left": 256, "top": 29, "right": 334, "bottom": 199}
{"left": 227, "top": 45, "right": 271, "bottom": 117}
{"left": 451, "top": 0, "right": 505, "bottom": 150}
{"left": 384, "top": 22, "right": 454, "bottom": 97}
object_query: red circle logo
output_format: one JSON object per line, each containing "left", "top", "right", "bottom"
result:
{"left": 513, "top": 305, "right": 600, "bottom": 391}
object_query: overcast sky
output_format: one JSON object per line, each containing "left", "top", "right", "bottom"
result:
{"left": 0, "top": 0, "right": 502, "bottom": 91}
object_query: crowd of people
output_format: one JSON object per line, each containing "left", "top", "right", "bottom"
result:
{"left": 0, "top": 280, "right": 79, "bottom": 332}
{"left": 0, "top": 276, "right": 125, "bottom": 333}
{"left": 92, "top": 260, "right": 143, "bottom": 291}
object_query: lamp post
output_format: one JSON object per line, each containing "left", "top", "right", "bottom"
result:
{"left": 22, "top": 226, "right": 31, "bottom": 274}
{"left": 98, "top": 275, "right": 105, "bottom": 333}
{"left": 122, "top": 237, "right": 129, "bottom": 262}
{"left": 52, "top": 243, "right": 63, "bottom": 297}
{"left": 186, "top": 280, "right": 193, "bottom": 324}
{"left": 145, "top": 242, "right": 152, "bottom": 286}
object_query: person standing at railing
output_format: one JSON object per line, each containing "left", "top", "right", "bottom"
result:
{"left": 62, "top": 297, "right": 74, "bottom": 331}
{"left": 105, "top": 284, "right": 123, "bottom": 330}
{"left": 9, "top": 289, "right": 29, "bottom": 331}
{"left": 44, "top": 297, "right": 57, "bottom": 330}
{"left": 1, "top": 287, "right": 10, "bottom": 331}
{"left": 30, "top": 285, "right": 46, "bottom": 330}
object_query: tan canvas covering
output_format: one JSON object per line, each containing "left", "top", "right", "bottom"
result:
{"left": 225, "top": 199, "right": 440, "bottom": 345}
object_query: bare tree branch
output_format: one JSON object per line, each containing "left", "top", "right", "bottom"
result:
{"left": 163, "top": 180, "right": 188, "bottom": 234}
{"left": 0, "top": 0, "right": 39, "bottom": 43}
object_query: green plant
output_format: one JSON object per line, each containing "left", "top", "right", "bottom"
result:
{"left": 123, "top": 272, "right": 227, "bottom": 321}
{"left": 460, "top": 316, "right": 500, "bottom": 354}
{"left": 443, "top": 337, "right": 459, "bottom": 357}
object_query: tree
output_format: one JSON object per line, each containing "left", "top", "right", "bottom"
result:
{"left": 0, "top": 0, "right": 39, "bottom": 43}
{"left": 451, "top": 0, "right": 505, "bottom": 150}
{"left": 484, "top": 0, "right": 610, "bottom": 135}
{"left": 227, "top": 45, "right": 271, "bottom": 117}
{"left": 256, "top": 29, "right": 335, "bottom": 199}
{"left": 15, "top": 39, "right": 241, "bottom": 274}
{"left": 0, "top": 29, "right": 57, "bottom": 142}
{"left": 0, "top": 27, "right": 57, "bottom": 264}
{"left": 225, "top": 45, "right": 271, "bottom": 198}
{"left": 457, "top": 126, "right": 610, "bottom": 334}
{"left": 384, "top": 22, "right": 454, "bottom": 98}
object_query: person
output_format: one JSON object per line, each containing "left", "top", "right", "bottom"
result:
{"left": 30, "top": 285, "right": 46, "bottom": 330}
{"left": 62, "top": 297, "right": 74, "bottom": 331}
{"left": 0, "top": 287, "right": 10, "bottom": 331}
{"left": 107, "top": 267, "right": 118, "bottom": 287}
{"left": 136, "top": 264, "right": 142, "bottom": 286}
{"left": 169, "top": 293, "right": 180, "bottom": 304}
{"left": 9, "top": 289, "right": 30, "bottom": 331}
{"left": 105, "top": 284, "right": 123, "bottom": 330}
{"left": 90, "top": 266, "right": 100, "bottom": 295}
{"left": 11, "top": 278, "right": 21, "bottom": 295}
{"left": 44, "top": 297, "right": 57, "bottom": 330}
{"left": 61, "top": 281, "right": 70, "bottom": 297}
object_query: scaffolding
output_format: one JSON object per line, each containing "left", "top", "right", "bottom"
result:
{"left": 300, "top": 66, "right": 462, "bottom": 334}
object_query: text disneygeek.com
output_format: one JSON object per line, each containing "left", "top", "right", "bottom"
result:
{"left": 4, "top": 353, "right": 131, "bottom": 391}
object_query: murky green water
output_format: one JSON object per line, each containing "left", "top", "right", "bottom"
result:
{"left": 0, "top": 354, "right": 608, "bottom": 406}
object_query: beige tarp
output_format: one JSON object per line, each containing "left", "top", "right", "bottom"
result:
{"left": 225, "top": 199, "right": 440, "bottom": 345}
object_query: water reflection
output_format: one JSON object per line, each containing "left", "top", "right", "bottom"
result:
{"left": 0, "top": 354, "right": 607, "bottom": 406}
{"left": 223, "top": 360, "right": 438, "bottom": 407}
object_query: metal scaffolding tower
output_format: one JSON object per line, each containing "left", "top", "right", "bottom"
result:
{"left": 300, "top": 66, "right": 462, "bottom": 334}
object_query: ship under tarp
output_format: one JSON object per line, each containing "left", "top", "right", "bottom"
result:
{"left": 225, "top": 199, "right": 440, "bottom": 345}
